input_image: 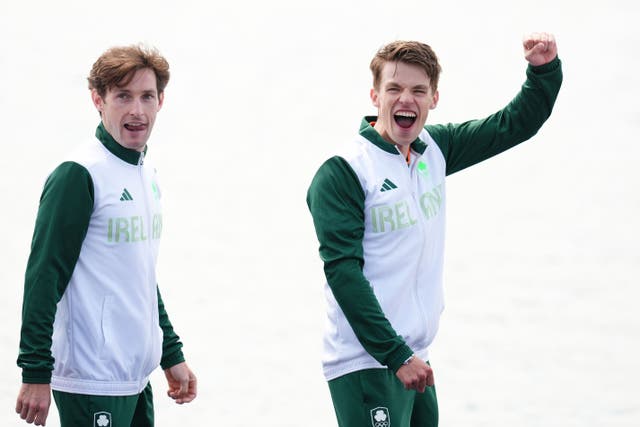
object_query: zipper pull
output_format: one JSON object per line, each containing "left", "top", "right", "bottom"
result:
{"left": 138, "top": 151, "right": 145, "bottom": 166}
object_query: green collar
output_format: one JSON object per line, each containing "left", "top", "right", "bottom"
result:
{"left": 360, "top": 116, "right": 427, "bottom": 155}
{"left": 95, "top": 122, "right": 147, "bottom": 165}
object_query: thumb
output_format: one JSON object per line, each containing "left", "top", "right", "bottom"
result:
{"left": 171, "top": 371, "right": 188, "bottom": 397}
{"left": 180, "top": 376, "right": 189, "bottom": 395}
{"left": 426, "top": 368, "right": 435, "bottom": 387}
{"left": 530, "top": 41, "right": 547, "bottom": 54}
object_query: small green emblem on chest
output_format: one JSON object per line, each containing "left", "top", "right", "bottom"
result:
{"left": 417, "top": 161, "right": 429, "bottom": 179}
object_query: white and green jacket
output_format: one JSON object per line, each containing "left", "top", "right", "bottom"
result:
{"left": 307, "top": 58, "right": 562, "bottom": 381}
{"left": 18, "top": 123, "right": 184, "bottom": 396}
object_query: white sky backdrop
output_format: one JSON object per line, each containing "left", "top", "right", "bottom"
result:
{"left": 1, "top": 0, "right": 639, "bottom": 425}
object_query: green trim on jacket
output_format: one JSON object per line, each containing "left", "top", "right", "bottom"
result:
{"left": 158, "top": 287, "right": 186, "bottom": 369}
{"left": 307, "top": 57, "right": 562, "bottom": 373}
{"left": 307, "top": 156, "right": 414, "bottom": 372}
{"left": 95, "top": 122, "right": 146, "bottom": 165}
{"left": 360, "top": 117, "right": 428, "bottom": 156}
{"left": 19, "top": 161, "right": 94, "bottom": 383}
{"left": 18, "top": 124, "right": 185, "bottom": 383}
{"left": 428, "top": 57, "right": 563, "bottom": 175}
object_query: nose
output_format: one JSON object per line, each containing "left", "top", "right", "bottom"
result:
{"left": 129, "top": 98, "right": 143, "bottom": 116}
{"left": 398, "top": 89, "right": 412, "bottom": 104}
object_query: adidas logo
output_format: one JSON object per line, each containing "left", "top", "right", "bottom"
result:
{"left": 380, "top": 178, "right": 397, "bottom": 192}
{"left": 120, "top": 188, "right": 133, "bottom": 201}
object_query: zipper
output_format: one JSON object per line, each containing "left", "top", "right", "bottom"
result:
{"left": 389, "top": 146, "right": 430, "bottom": 340}
{"left": 406, "top": 149, "right": 429, "bottom": 338}
{"left": 136, "top": 151, "right": 159, "bottom": 374}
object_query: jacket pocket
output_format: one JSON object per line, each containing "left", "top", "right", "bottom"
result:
{"left": 98, "top": 296, "right": 113, "bottom": 361}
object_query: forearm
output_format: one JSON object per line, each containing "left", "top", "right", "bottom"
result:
{"left": 18, "top": 162, "right": 93, "bottom": 382}
{"left": 308, "top": 156, "right": 413, "bottom": 372}
{"left": 325, "top": 258, "right": 414, "bottom": 371}
{"left": 430, "top": 56, "right": 563, "bottom": 175}
{"left": 157, "top": 287, "right": 185, "bottom": 369}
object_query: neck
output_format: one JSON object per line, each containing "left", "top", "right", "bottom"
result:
{"left": 396, "top": 143, "right": 410, "bottom": 159}
{"left": 373, "top": 121, "right": 411, "bottom": 158}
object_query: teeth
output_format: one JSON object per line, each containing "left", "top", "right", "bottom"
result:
{"left": 395, "top": 112, "right": 416, "bottom": 118}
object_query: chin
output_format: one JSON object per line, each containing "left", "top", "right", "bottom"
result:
{"left": 392, "top": 128, "right": 419, "bottom": 142}
{"left": 395, "top": 135, "right": 418, "bottom": 146}
{"left": 123, "top": 141, "right": 144, "bottom": 151}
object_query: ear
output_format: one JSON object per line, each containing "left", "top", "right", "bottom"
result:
{"left": 91, "top": 89, "right": 104, "bottom": 113}
{"left": 157, "top": 92, "right": 164, "bottom": 111}
{"left": 430, "top": 90, "right": 439, "bottom": 110}
{"left": 370, "top": 87, "right": 379, "bottom": 108}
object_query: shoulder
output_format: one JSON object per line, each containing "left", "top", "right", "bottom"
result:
{"left": 45, "top": 159, "right": 92, "bottom": 183}
{"left": 48, "top": 161, "right": 90, "bottom": 180}
{"left": 310, "top": 155, "right": 360, "bottom": 191}
{"left": 312, "top": 136, "right": 371, "bottom": 184}
{"left": 40, "top": 141, "right": 99, "bottom": 200}
{"left": 64, "top": 138, "right": 111, "bottom": 170}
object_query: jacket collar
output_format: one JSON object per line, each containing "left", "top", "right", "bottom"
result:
{"left": 360, "top": 116, "right": 427, "bottom": 155}
{"left": 95, "top": 122, "right": 147, "bottom": 165}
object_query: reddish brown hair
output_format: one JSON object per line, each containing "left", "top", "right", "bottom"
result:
{"left": 88, "top": 45, "right": 170, "bottom": 98}
{"left": 370, "top": 41, "right": 441, "bottom": 90}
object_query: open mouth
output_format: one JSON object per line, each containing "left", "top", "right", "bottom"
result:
{"left": 124, "top": 123, "right": 147, "bottom": 132}
{"left": 394, "top": 111, "right": 416, "bottom": 129}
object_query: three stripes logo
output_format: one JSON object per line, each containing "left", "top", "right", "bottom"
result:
{"left": 380, "top": 178, "right": 397, "bottom": 192}
{"left": 120, "top": 188, "right": 133, "bottom": 201}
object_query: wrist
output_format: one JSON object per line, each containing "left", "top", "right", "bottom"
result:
{"left": 402, "top": 354, "right": 415, "bottom": 366}
{"left": 388, "top": 345, "right": 415, "bottom": 372}
{"left": 528, "top": 56, "right": 560, "bottom": 74}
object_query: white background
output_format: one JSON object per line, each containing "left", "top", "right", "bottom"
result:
{"left": 1, "top": 0, "right": 639, "bottom": 425}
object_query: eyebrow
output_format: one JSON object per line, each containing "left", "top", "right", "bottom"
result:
{"left": 385, "top": 82, "right": 430, "bottom": 90}
{"left": 114, "top": 88, "right": 157, "bottom": 95}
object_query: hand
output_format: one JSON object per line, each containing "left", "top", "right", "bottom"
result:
{"left": 395, "top": 356, "right": 434, "bottom": 393}
{"left": 15, "top": 383, "right": 51, "bottom": 426}
{"left": 164, "top": 362, "right": 197, "bottom": 404}
{"left": 523, "top": 32, "right": 558, "bottom": 66}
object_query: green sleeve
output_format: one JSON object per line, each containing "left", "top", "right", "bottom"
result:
{"left": 307, "top": 156, "right": 414, "bottom": 372}
{"left": 427, "top": 56, "right": 563, "bottom": 175}
{"left": 157, "top": 287, "right": 186, "bottom": 369}
{"left": 18, "top": 162, "right": 94, "bottom": 383}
